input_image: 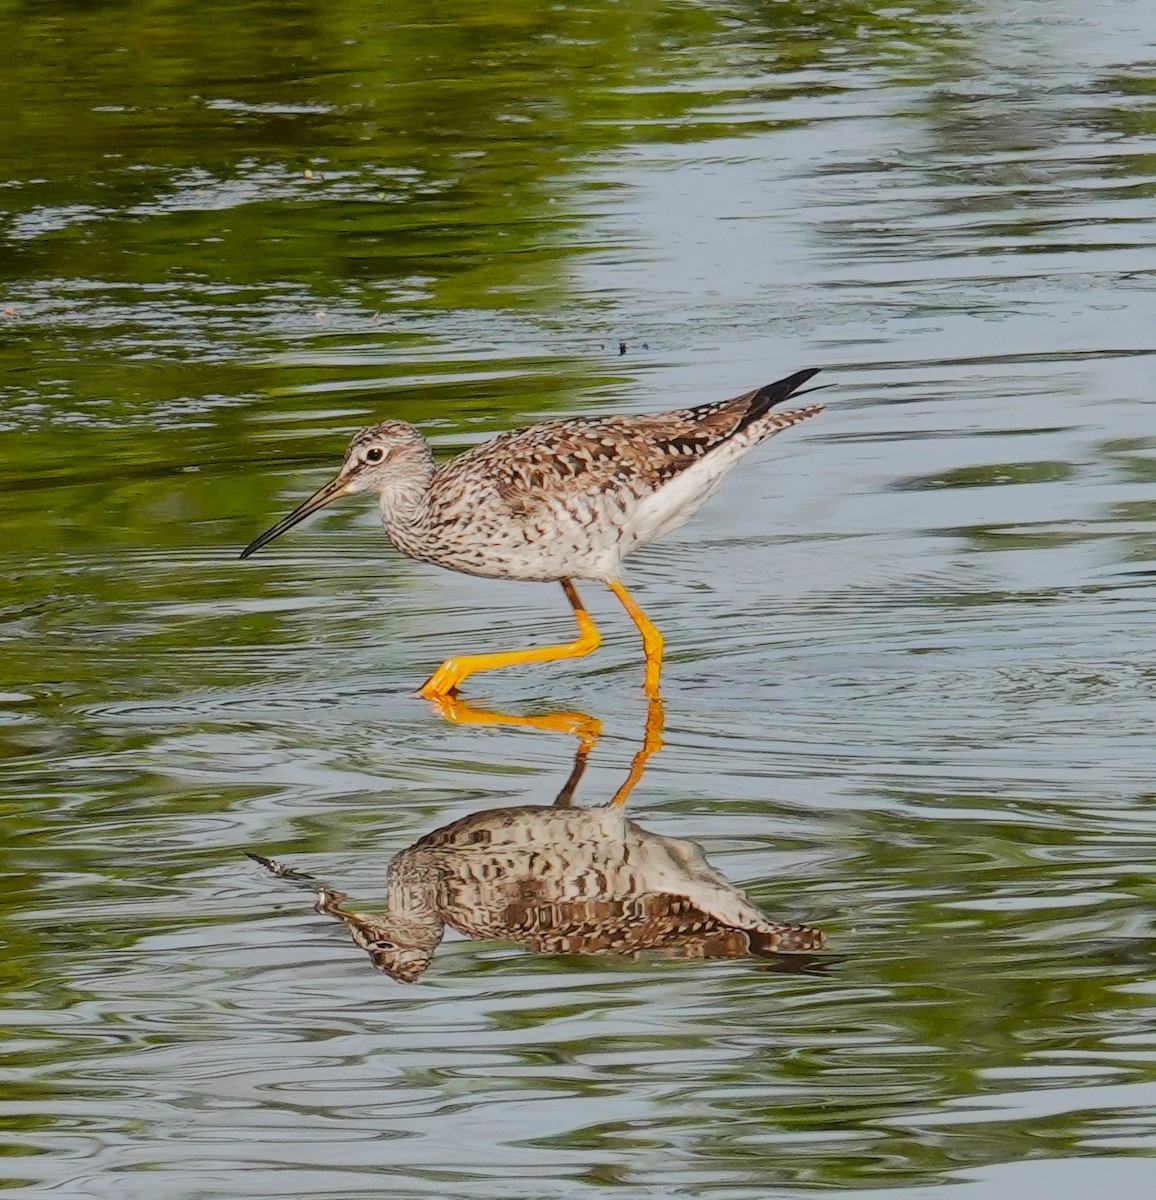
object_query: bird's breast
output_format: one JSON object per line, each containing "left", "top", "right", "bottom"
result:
{"left": 382, "top": 495, "right": 626, "bottom": 582}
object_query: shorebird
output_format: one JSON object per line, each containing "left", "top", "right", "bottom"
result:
{"left": 251, "top": 806, "right": 825, "bottom": 982}
{"left": 240, "top": 368, "right": 825, "bottom": 697}
{"left": 248, "top": 699, "right": 826, "bottom": 981}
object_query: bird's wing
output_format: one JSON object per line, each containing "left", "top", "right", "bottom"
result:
{"left": 496, "top": 894, "right": 824, "bottom": 956}
{"left": 437, "top": 371, "right": 822, "bottom": 516}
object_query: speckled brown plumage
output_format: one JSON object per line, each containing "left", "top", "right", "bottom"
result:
{"left": 300, "top": 805, "right": 825, "bottom": 982}
{"left": 243, "top": 368, "right": 824, "bottom": 583}
{"left": 438, "top": 378, "right": 825, "bottom": 539}
{"left": 240, "top": 367, "right": 827, "bottom": 696}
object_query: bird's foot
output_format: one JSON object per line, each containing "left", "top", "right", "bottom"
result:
{"left": 418, "top": 659, "right": 465, "bottom": 699}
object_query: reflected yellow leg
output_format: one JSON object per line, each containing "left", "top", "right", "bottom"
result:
{"left": 426, "top": 692, "right": 603, "bottom": 749}
{"left": 423, "top": 693, "right": 602, "bottom": 808}
{"left": 419, "top": 578, "right": 601, "bottom": 698}
{"left": 554, "top": 735, "right": 596, "bottom": 808}
{"left": 606, "top": 578, "right": 664, "bottom": 699}
{"left": 428, "top": 692, "right": 662, "bottom": 810}
{"left": 608, "top": 696, "right": 665, "bottom": 808}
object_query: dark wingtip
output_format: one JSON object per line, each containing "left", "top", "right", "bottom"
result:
{"left": 750, "top": 922, "right": 827, "bottom": 956}
{"left": 753, "top": 367, "right": 822, "bottom": 408}
{"left": 736, "top": 368, "right": 825, "bottom": 435}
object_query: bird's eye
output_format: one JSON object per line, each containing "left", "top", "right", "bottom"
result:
{"left": 364, "top": 447, "right": 385, "bottom": 464}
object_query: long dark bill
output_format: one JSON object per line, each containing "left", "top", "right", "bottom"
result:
{"left": 239, "top": 474, "right": 349, "bottom": 559}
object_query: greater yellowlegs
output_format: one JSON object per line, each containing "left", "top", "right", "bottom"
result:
{"left": 251, "top": 798, "right": 824, "bottom": 982}
{"left": 240, "top": 368, "right": 825, "bottom": 698}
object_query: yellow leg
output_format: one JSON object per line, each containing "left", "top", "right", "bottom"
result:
{"left": 419, "top": 578, "right": 601, "bottom": 698}
{"left": 608, "top": 696, "right": 665, "bottom": 807}
{"left": 606, "top": 578, "right": 664, "bottom": 699}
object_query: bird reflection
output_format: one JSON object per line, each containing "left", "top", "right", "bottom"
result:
{"left": 251, "top": 698, "right": 825, "bottom": 981}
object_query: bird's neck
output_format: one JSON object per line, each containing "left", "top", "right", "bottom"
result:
{"left": 385, "top": 850, "right": 442, "bottom": 929}
{"left": 377, "top": 448, "right": 436, "bottom": 534}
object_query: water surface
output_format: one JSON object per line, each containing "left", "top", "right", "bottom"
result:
{"left": 2, "top": 0, "right": 1156, "bottom": 1196}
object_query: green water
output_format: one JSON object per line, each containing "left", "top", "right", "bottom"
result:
{"left": 3, "top": 0, "right": 1156, "bottom": 1196}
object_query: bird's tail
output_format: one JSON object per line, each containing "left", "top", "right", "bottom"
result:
{"left": 748, "top": 921, "right": 827, "bottom": 954}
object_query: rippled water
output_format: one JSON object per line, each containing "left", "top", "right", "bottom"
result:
{"left": 3, "top": 0, "right": 1156, "bottom": 1196}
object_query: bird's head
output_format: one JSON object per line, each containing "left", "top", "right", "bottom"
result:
{"left": 342, "top": 910, "right": 443, "bottom": 983}
{"left": 239, "top": 420, "right": 428, "bottom": 558}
